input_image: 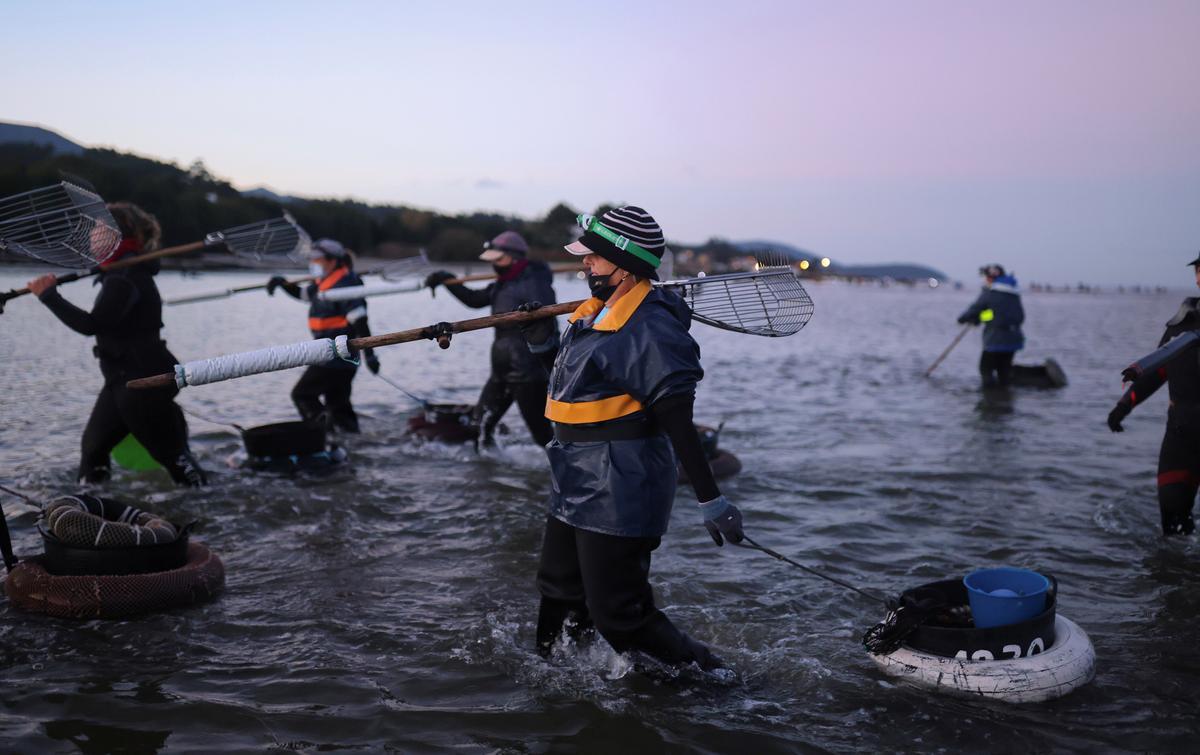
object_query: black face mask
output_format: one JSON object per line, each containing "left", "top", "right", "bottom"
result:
{"left": 492, "top": 262, "right": 509, "bottom": 275}
{"left": 587, "top": 272, "right": 618, "bottom": 301}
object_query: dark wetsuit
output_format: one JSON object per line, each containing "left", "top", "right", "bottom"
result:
{"left": 37, "top": 258, "right": 206, "bottom": 486}
{"left": 443, "top": 260, "right": 556, "bottom": 446}
{"left": 535, "top": 280, "right": 724, "bottom": 670}
{"left": 1118, "top": 298, "right": 1200, "bottom": 535}
{"left": 278, "top": 266, "right": 371, "bottom": 433}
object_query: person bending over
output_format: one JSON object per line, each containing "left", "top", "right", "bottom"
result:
{"left": 957, "top": 264, "right": 1025, "bottom": 387}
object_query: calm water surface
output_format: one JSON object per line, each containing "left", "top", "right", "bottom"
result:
{"left": 1, "top": 268, "right": 1197, "bottom": 753}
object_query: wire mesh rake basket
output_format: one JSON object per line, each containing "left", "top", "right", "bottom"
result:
{"left": 206, "top": 212, "right": 312, "bottom": 262}
{"left": 0, "top": 182, "right": 121, "bottom": 268}
{"left": 663, "top": 261, "right": 815, "bottom": 337}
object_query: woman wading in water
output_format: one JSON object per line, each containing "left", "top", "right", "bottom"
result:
{"left": 26, "top": 203, "right": 207, "bottom": 486}
{"left": 526, "top": 206, "right": 744, "bottom": 670}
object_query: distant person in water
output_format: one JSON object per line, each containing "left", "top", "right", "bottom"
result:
{"left": 26, "top": 203, "right": 207, "bottom": 486}
{"left": 423, "top": 231, "right": 557, "bottom": 449}
{"left": 1107, "top": 253, "right": 1200, "bottom": 536}
{"left": 957, "top": 264, "right": 1025, "bottom": 387}
{"left": 267, "top": 238, "right": 378, "bottom": 433}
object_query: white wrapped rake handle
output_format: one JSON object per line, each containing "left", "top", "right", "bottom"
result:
{"left": 167, "top": 336, "right": 354, "bottom": 389}
{"left": 318, "top": 280, "right": 422, "bottom": 301}
{"left": 126, "top": 302, "right": 581, "bottom": 390}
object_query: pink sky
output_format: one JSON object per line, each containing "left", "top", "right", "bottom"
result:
{"left": 3, "top": 0, "right": 1198, "bottom": 284}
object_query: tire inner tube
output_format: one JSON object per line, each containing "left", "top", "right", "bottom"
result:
{"left": 45, "top": 494, "right": 176, "bottom": 547}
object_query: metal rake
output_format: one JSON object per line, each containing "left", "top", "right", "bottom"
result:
{"left": 0, "top": 182, "right": 121, "bottom": 268}
{"left": 206, "top": 211, "right": 311, "bottom": 263}
{"left": 659, "top": 258, "right": 815, "bottom": 337}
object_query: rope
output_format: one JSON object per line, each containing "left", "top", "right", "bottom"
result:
{"left": 733, "top": 535, "right": 888, "bottom": 605}
{"left": 0, "top": 483, "right": 40, "bottom": 508}
{"left": 176, "top": 336, "right": 352, "bottom": 387}
{"left": 179, "top": 404, "right": 246, "bottom": 432}
{"left": 373, "top": 373, "right": 428, "bottom": 405}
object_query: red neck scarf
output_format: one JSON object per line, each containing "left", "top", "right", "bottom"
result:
{"left": 108, "top": 237, "right": 143, "bottom": 263}
{"left": 497, "top": 258, "right": 529, "bottom": 282}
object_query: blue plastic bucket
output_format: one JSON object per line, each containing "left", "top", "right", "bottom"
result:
{"left": 963, "top": 567, "right": 1050, "bottom": 629}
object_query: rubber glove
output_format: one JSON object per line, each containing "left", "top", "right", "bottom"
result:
{"left": 699, "top": 495, "right": 744, "bottom": 547}
{"left": 1107, "top": 401, "right": 1131, "bottom": 432}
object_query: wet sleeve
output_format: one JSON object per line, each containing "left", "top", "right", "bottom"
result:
{"left": 1121, "top": 330, "right": 1173, "bottom": 409}
{"left": 957, "top": 292, "right": 989, "bottom": 324}
{"left": 444, "top": 282, "right": 493, "bottom": 309}
{"left": 650, "top": 392, "right": 720, "bottom": 502}
{"left": 38, "top": 277, "right": 138, "bottom": 336}
{"left": 1121, "top": 369, "right": 1166, "bottom": 409}
{"left": 277, "top": 281, "right": 305, "bottom": 300}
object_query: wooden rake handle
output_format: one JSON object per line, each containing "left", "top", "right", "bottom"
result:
{"left": 126, "top": 299, "right": 585, "bottom": 390}
{"left": 0, "top": 240, "right": 208, "bottom": 309}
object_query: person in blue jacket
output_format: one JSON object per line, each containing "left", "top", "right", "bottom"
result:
{"left": 957, "top": 264, "right": 1025, "bottom": 387}
{"left": 523, "top": 206, "right": 745, "bottom": 671}
{"left": 424, "top": 231, "right": 557, "bottom": 448}
{"left": 267, "top": 239, "right": 379, "bottom": 432}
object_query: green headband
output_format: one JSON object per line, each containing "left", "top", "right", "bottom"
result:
{"left": 577, "top": 214, "right": 661, "bottom": 270}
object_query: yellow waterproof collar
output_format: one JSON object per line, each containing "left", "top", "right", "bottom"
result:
{"left": 566, "top": 279, "right": 652, "bottom": 332}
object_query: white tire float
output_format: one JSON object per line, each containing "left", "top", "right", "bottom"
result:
{"left": 871, "top": 615, "right": 1096, "bottom": 703}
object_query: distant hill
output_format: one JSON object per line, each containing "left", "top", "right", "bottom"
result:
{"left": 0, "top": 122, "right": 84, "bottom": 155}
{"left": 241, "top": 186, "right": 306, "bottom": 205}
{"left": 736, "top": 239, "right": 947, "bottom": 281}
{"left": 834, "top": 263, "right": 947, "bottom": 281}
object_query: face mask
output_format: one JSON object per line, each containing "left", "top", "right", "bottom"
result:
{"left": 309, "top": 262, "right": 325, "bottom": 277}
{"left": 587, "top": 272, "right": 618, "bottom": 301}
{"left": 492, "top": 262, "right": 509, "bottom": 275}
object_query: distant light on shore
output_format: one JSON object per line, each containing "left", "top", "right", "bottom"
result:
{"left": 820, "top": 258, "right": 831, "bottom": 268}
{"left": 799, "top": 260, "right": 810, "bottom": 270}
{"left": 929, "top": 278, "right": 940, "bottom": 288}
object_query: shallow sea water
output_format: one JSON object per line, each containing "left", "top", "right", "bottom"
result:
{"left": 0, "top": 267, "right": 1197, "bottom": 753}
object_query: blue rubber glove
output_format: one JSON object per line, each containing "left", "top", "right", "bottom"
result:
{"left": 699, "top": 495, "right": 744, "bottom": 547}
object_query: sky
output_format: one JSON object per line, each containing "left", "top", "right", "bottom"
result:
{"left": 3, "top": 0, "right": 1198, "bottom": 285}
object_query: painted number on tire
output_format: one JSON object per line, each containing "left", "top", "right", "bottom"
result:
{"left": 954, "top": 637, "right": 1045, "bottom": 660}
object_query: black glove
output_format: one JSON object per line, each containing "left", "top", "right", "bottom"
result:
{"left": 518, "top": 300, "right": 557, "bottom": 347}
{"left": 956, "top": 314, "right": 973, "bottom": 325}
{"left": 365, "top": 350, "right": 380, "bottom": 375}
{"left": 424, "top": 270, "right": 457, "bottom": 292}
{"left": 266, "top": 275, "right": 288, "bottom": 296}
{"left": 1107, "top": 401, "right": 1131, "bottom": 432}
{"left": 699, "top": 495, "right": 744, "bottom": 547}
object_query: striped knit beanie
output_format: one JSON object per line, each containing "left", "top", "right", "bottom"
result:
{"left": 564, "top": 205, "right": 666, "bottom": 280}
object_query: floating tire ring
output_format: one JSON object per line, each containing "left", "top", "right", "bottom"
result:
{"left": 870, "top": 615, "right": 1096, "bottom": 703}
{"left": 4, "top": 542, "right": 225, "bottom": 620}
